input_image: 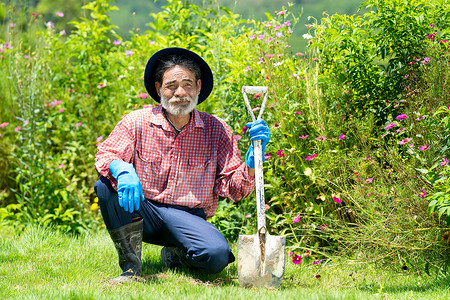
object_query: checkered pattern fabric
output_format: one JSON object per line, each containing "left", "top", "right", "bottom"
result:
{"left": 95, "top": 105, "right": 255, "bottom": 218}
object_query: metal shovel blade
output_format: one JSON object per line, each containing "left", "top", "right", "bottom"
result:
{"left": 238, "top": 231, "right": 285, "bottom": 289}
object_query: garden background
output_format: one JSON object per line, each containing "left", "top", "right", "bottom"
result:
{"left": 1, "top": 0, "right": 450, "bottom": 296}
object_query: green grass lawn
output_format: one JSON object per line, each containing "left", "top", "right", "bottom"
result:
{"left": 1, "top": 225, "right": 449, "bottom": 299}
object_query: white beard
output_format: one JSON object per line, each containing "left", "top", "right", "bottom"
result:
{"left": 160, "top": 90, "right": 198, "bottom": 116}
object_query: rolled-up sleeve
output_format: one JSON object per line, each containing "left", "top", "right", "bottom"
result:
{"left": 94, "top": 115, "right": 136, "bottom": 186}
{"left": 213, "top": 123, "right": 255, "bottom": 202}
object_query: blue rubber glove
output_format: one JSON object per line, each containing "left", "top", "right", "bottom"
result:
{"left": 109, "top": 160, "right": 144, "bottom": 213}
{"left": 245, "top": 119, "right": 271, "bottom": 168}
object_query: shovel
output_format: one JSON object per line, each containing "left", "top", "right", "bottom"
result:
{"left": 237, "top": 86, "right": 286, "bottom": 289}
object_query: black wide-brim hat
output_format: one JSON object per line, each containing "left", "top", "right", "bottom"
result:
{"left": 144, "top": 47, "right": 214, "bottom": 104}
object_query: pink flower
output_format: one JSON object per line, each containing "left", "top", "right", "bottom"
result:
{"left": 265, "top": 54, "right": 275, "bottom": 58}
{"left": 396, "top": 114, "right": 408, "bottom": 120}
{"left": 242, "top": 125, "right": 248, "bottom": 135}
{"left": 398, "top": 138, "right": 412, "bottom": 145}
{"left": 14, "top": 126, "right": 22, "bottom": 131}
{"left": 316, "top": 136, "right": 327, "bottom": 141}
{"left": 234, "top": 134, "right": 242, "bottom": 141}
{"left": 245, "top": 214, "right": 251, "bottom": 218}
{"left": 313, "top": 259, "right": 321, "bottom": 265}
{"left": 305, "top": 153, "right": 317, "bottom": 161}
{"left": 249, "top": 35, "right": 255, "bottom": 39}
{"left": 419, "top": 189, "right": 426, "bottom": 198}
{"left": 125, "top": 50, "right": 133, "bottom": 57}
{"left": 293, "top": 216, "right": 300, "bottom": 223}
{"left": 113, "top": 40, "right": 122, "bottom": 45}
{"left": 136, "top": 93, "right": 148, "bottom": 99}
{"left": 299, "top": 135, "right": 308, "bottom": 139}
{"left": 292, "top": 254, "right": 302, "bottom": 265}
{"left": 339, "top": 133, "right": 346, "bottom": 140}
{"left": 442, "top": 158, "right": 449, "bottom": 167}
{"left": 143, "top": 104, "right": 152, "bottom": 109}
{"left": 257, "top": 35, "right": 265, "bottom": 40}
{"left": 315, "top": 275, "right": 321, "bottom": 279}
{"left": 415, "top": 115, "right": 425, "bottom": 121}
{"left": 58, "top": 164, "right": 65, "bottom": 168}
{"left": 296, "top": 52, "right": 305, "bottom": 56}
{"left": 96, "top": 136, "right": 103, "bottom": 142}
{"left": 56, "top": 12, "right": 64, "bottom": 17}
{"left": 97, "top": 83, "right": 106, "bottom": 89}
{"left": 276, "top": 10, "right": 286, "bottom": 15}
{"left": 385, "top": 123, "right": 396, "bottom": 130}
{"left": 46, "top": 21, "right": 54, "bottom": 29}
{"left": 9, "top": 23, "right": 16, "bottom": 28}
{"left": 320, "top": 224, "right": 329, "bottom": 230}
{"left": 396, "top": 127, "right": 405, "bottom": 133}
{"left": 276, "top": 149, "right": 285, "bottom": 158}
{"left": 333, "top": 196, "right": 342, "bottom": 203}
{"left": 265, "top": 204, "right": 270, "bottom": 211}
{"left": 365, "top": 178, "right": 373, "bottom": 184}
{"left": 75, "top": 122, "right": 82, "bottom": 127}
{"left": 419, "top": 145, "right": 430, "bottom": 151}
{"left": 264, "top": 152, "right": 272, "bottom": 161}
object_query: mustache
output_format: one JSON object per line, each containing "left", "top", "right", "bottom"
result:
{"left": 168, "top": 96, "right": 192, "bottom": 103}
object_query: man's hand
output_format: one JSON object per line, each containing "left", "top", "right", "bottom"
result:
{"left": 109, "top": 160, "right": 144, "bottom": 213}
{"left": 245, "top": 119, "right": 271, "bottom": 168}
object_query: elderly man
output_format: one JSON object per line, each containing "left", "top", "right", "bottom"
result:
{"left": 94, "top": 47, "right": 270, "bottom": 283}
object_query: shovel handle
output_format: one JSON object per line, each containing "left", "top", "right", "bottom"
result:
{"left": 242, "top": 86, "right": 269, "bottom": 122}
{"left": 242, "top": 86, "right": 268, "bottom": 233}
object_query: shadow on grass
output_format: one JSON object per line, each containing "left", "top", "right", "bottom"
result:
{"left": 141, "top": 255, "right": 239, "bottom": 287}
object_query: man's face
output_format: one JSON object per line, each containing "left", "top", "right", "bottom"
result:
{"left": 155, "top": 65, "right": 201, "bottom": 116}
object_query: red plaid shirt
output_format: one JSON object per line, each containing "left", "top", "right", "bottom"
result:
{"left": 95, "top": 105, "right": 255, "bottom": 218}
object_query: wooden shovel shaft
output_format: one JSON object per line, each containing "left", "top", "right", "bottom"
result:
{"left": 242, "top": 86, "right": 269, "bottom": 233}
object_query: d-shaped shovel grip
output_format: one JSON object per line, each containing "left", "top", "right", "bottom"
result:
{"left": 242, "top": 86, "right": 269, "bottom": 234}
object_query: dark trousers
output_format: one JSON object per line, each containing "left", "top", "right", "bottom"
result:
{"left": 94, "top": 176, "right": 235, "bottom": 274}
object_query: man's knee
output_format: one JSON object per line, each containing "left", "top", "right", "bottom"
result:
{"left": 94, "top": 177, "right": 116, "bottom": 205}
{"left": 193, "top": 243, "right": 233, "bottom": 274}
{"left": 208, "top": 245, "right": 232, "bottom": 274}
